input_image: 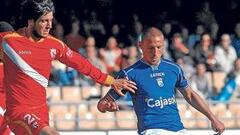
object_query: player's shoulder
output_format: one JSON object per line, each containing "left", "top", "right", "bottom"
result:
{"left": 47, "top": 35, "right": 65, "bottom": 47}
{"left": 1, "top": 32, "right": 21, "bottom": 40}
{"left": 123, "top": 60, "right": 142, "bottom": 73}
{"left": 161, "top": 59, "right": 182, "bottom": 71}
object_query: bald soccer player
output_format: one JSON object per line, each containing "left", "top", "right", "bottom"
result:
{"left": 98, "top": 27, "right": 225, "bottom": 135}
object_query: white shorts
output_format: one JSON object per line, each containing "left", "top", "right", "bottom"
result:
{"left": 141, "top": 129, "right": 188, "bottom": 135}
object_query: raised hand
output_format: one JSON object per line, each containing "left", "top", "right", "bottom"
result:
{"left": 111, "top": 78, "right": 137, "bottom": 96}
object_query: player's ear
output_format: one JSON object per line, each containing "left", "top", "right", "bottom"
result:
{"left": 137, "top": 34, "right": 142, "bottom": 47}
{"left": 27, "top": 19, "right": 34, "bottom": 28}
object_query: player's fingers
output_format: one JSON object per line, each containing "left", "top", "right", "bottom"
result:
{"left": 218, "top": 127, "right": 225, "bottom": 135}
{"left": 121, "top": 86, "right": 135, "bottom": 94}
{"left": 112, "top": 85, "right": 125, "bottom": 96}
{"left": 106, "top": 102, "right": 111, "bottom": 108}
{"left": 120, "top": 79, "right": 137, "bottom": 90}
{"left": 123, "top": 85, "right": 136, "bottom": 93}
{"left": 110, "top": 102, "right": 118, "bottom": 110}
{"left": 127, "top": 80, "right": 137, "bottom": 86}
{"left": 213, "top": 128, "right": 224, "bottom": 135}
{"left": 117, "top": 90, "right": 125, "bottom": 96}
{"left": 122, "top": 81, "right": 136, "bottom": 93}
{"left": 107, "top": 102, "right": 118, "bottom": 112}
{"left": 116, "top": 104, "right": 119, "bottom": 111}
{"left": 126, "top": 81, "right": 137, "bottom": 90}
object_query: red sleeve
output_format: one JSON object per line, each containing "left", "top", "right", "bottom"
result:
{"left": 57, "top": 43, "right": 114, "bottom": 86}
{"left": 0, "top": 32, "right": 6, "bottom": 43}
{"left": 0, "top": 32, "right": 8, "bottom": 92}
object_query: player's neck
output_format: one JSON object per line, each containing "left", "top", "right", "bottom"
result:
{"left": 26, "top": 26, "right": 43, "bottom": 42}
{"left": 141, "top": 58, "right": 161, "bottom": 66}
{"left": 31, "top": 30, "right": 43, "bottom": 41}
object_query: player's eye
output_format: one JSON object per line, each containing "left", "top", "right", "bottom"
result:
{"left": 40, "top": 20, "right": 46, "bottom": 23}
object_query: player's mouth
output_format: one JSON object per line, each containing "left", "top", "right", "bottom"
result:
{"left": 42, "top": 30, "right": 50, "bottom": 35}
{"left": 152, "top": 57, "right": 159, "bottom": 61}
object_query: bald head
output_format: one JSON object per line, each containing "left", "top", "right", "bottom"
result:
{"left": 141, "top": 27, "right": 164, "bottom": 41}
{"left": 139, "top": 27, "right": 165, "bottom": 66}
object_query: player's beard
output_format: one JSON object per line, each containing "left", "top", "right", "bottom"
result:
{"left": 32, "top": 29, "right": 45, "bottom": 40}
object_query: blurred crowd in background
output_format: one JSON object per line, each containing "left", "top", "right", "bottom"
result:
{"left": 1, "top": 0, "right": 240, "bottom": 101}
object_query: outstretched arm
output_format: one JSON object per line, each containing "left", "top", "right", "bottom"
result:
{"left": 180, "top": 87, "right": 225, "bottom": 135}
{"left": 57, "top": 45, "right": 137, "bottom": 96}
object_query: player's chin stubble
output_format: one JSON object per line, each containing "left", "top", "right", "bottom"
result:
{"left": 32, "top": 30, "right": 46, "bottom": 39}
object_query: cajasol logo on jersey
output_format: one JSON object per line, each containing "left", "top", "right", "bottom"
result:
{"left": 145, "top": 95, "right": 177, "bottom": 109}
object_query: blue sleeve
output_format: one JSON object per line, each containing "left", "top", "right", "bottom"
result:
{"left": 107, "top": 70, "right": 129, "bottom": 101}
{"left": 176, "top": 67, "right": 188, "bottom": 90}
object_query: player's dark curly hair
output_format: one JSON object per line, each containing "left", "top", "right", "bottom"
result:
{"left": 21, "top": 0, "right": 55, "bottom": 24}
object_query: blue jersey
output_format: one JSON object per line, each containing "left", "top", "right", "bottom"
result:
{"left": 108, "top": 59, "right": 189, "bottom": 134}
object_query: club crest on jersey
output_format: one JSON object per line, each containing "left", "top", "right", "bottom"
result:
{"left": 156, "top": 77, "right": 164, "bottom": 87}
{"left": 50, "top": 49, "right": 57, "bottom": 59}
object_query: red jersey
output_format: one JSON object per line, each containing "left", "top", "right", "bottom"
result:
{"left": 1, "top": 27, "right": 113, "bottom": 111}
{"left": 0, "top": 63, "right": 3, "bottom": 92}
{"left": 0, "top": 32, "right": 10, "bottom": 104}
{"left": 0, "top": 63, "right": 4, "bottom": 106}
{"left": 0, "top": 32, "right": 8, "bottom": 94}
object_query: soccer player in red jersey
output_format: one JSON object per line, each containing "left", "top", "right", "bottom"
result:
{"left": 0, "top": 0, "right": 137, "bottom": 135}
{"left": 0, "top": 21, "right": 14, "bottom": 135}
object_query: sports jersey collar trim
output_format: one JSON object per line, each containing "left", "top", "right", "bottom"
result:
{"left": 140, "top": 59, "right": 161, "bottom": 70}
{"left": 21, "top": 27, "right": 45, "bottom": 43}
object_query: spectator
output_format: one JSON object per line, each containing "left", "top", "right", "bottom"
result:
{"left": 191, "top": 33, "right": 216, "bottom": 71}
{"left": 121, "top": 45, "right": 139, "bottom": 69}
{"left": 110, "top": 24, "right": 126, "bottom": 48}
{"left": 79, "top": 36, "right": 96, "bottom": 56}
{"left": 50, "top": 60, "right": 71, "bottom": 86}
{"left": 83, "top": 11, "right": 106, "bottom": 47}
{"left": 227, "top": 58, "right": 240, "bottom": 100}
{"left": 210, "top": 23, "right": 219, "bottom": 42}
{"left": 187, "top": 24, "right": 205, "bottom": 50}
{"left": 162, "top": 22, "right": 172, "bottom": 45}
{"left": 169, "top": 33, "right": 189, "bottom": 62}
{"left": 231, "top": 22, "right": 240, "bottom": 57}
{"left": 100, "top": 36, "right": 122, "bottom": 75}
{"left": 52, "top": 21, "right": 82, "bottom": 86}
{"left": 127, "top": 21, "right": 143, "bottom": 46}
{"left": 65, "top": 17, "right": 85, "bottom": 52}
{"left": 195, "top": 1, "right": 217, "bottom": 30}
{"left": 176, "top": 58, "right": 195, "bottom": 80}
{"left": 215, "top": 34, "right": 237, "bottom": 74}
{"left": 80, "top": 45, "right": 107, "bottom": 86}
{"left": 233, "top": 58, "right": 240, "bottom": 98}
{"left": 161, "top": 22, "right": 173, "bottom": 60}
{"left": 212, "top": 58, "right": 240, "bottom": 101}
{"left": 86, "top": 46, "right": 106, "bottom": 73}
{"left": 53, "top": 21, "right": 66, "bottom": 42}
{"left": 190, "top": 63, "right": 212, "bottom": 98}
{"left": 180, "top": 25, "right": 189, "bottom": 44}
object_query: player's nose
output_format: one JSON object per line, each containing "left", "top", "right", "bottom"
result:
{"left": 46, "top": 21, "right": 52, "bottom": 29}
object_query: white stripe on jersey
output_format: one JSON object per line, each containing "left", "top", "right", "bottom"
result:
{"left": 2, "top": 41, "right": 48, "bottom": 88}
{"left": 0, "top": 106, "right": 6, "bottom": 116}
